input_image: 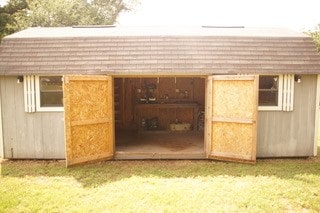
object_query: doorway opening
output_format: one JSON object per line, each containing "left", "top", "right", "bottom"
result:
{"left": 114, "top": 77, "right": 206, "bottom": 159}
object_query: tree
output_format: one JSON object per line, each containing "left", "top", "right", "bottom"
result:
{"left": 0, "top": 0, "right": 137, "bottom": 40}
{"left": 306, "top": 24, "right": 320, "bottom": 52}
{"left": 0, "top": 7, "right": 11, "bottom": 38}
{"left": 22, "top": 0, "right": 92, "bottom": 27}
{"left": 0, "top": 0, "right": 28, "bottom": 39}
{"left": 309, "top": 32, "right": 320, "bottom": 52}
{"left": 90, "top": 0, "right": 128, "bottom": 25}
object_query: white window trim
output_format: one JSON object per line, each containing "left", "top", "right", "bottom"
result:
{"left": 35, "top": 75, "right": 64, "bottom": 112}
{"left": 282, "top": 74, "right": 295, "bottom": 112}
{"left": 258, "top": 74, "right": 283, "bottom": 111}
{"left": 313, "top": 74, "right": 320, "bottom": 156}
{"left": 0, "top": 85, "right": 3, "bottom": 158}
{"left": 23, "top": 75, "right": 36, "bottom": 113}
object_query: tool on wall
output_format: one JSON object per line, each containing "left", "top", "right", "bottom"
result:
{"left": 138, "top": 82, "right": 157, "bottom": 103}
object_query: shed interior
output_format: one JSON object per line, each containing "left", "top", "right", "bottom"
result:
{"left": 114, "top": 77, "right": 206, "bottom": 158}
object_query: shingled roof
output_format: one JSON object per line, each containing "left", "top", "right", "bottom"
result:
{"left": 0, "top": 26, "right": 320, "bottom": 75}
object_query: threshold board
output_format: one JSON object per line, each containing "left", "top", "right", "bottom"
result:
{"left": 114, "top": 152, "right": 206, "bottom": 160}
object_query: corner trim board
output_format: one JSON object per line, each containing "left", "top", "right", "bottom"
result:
{"left": 0, "top": 77, "right": 3, "bottom": 158}
{"left": 314, "top": 74, "right": 320, "bottom": 156}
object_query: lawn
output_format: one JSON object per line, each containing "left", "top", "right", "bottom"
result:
{"left": 1, "top": 148, "right": 320, "bottom": 212}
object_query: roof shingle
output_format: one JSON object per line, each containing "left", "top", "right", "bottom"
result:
{"left": 1, "top": 26, "right": 320, "bottom": 75}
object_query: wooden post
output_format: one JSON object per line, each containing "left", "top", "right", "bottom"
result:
{"left": 205, "top": 76, "right": 213, "bottom": 156}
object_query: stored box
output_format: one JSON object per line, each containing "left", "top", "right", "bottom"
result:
{"left": 169, "top": 123, "right": 191, "bottom": 131}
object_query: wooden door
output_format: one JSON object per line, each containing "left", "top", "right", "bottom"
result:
{"left": 205, "top": 75, "right": 258, "bottom": 163}
{"left": 63, "top": 75, "right": 114, "bottom": 167}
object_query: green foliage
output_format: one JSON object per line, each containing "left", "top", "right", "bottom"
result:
{"left": 309, "top": 31, "right": 320, "bottom": 52}
{"left": 0, "top": 0, "right": 27, "bottom": 40}
{"left": 0, "top": 0, "right": 135, "bottom": 40}
{"left": 24, "top": 0, "right": 92, "bottom": 27}
{"left": 307, "top": 25, "right": 320, "bottom": 52}
{"left": 0, "top": 8, "right": 11, "bottom": 38}
{"left": 90, "top": 0, "right": 128, "bottom": 25}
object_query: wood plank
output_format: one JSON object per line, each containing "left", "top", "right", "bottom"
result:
{"left": 134, "top": 103, "right": 199, "bottom": 131}
{"left": 63, "top": 75, "right": 72, "bottom": 162}
{"left": 158, "top": 108, "right": 176, "bottom": 130}
{"left": 158, "top": 77, "right": 175, "bottom": 102}
{"left": 208, "top": 154, "right": 255, "bottom": 164}
{"left": 205, "top": 77, "right": 213, "bottom": 156}
{"left": 209, "top": 75, "right": 257, "bottom": 163}
{"left": 212, "top": 117, "right": 254, "bottom": 124}
{"left": 64, "top": 75, "right": 114, "bottom": 167}
{"left": 135, "top": 103, "right": 199, "bottom": 109}
{"left": 114, "top": 78, "right": 125, "bottom": 128}
{"left": 176, "top": 108, "right": 193, "bottom": 123}
{"left": 143, "top": 77, "right": 159, "bottom": 101}
{"left": 65, "top": 75, "right": 110, "bottom": 82}
{"left": 123, "top": 78, "right": 140, "bottom": 129}
{"left": 193, "top": 78, "right": 205, "bottom": 106}
{"left": 209, "top": 151, "right": 254, "bottom": 160}
{"left": 114, "top": 152, "right": 206, "bottom": 160}
{"left": 211, "top": 75, "right": 255, "bottom": 81}
{"left": 71, "top": 118, "right": 112, "bottom": 126}
{"left": 251, "top": 75, "right": 259, "bottom": 161}
{"left": 67, "top": 152, "right": 113, "bottom": 167}
{"left": 112, "top": 74, "right": 207, "bottom": 78}
{"left": 175, "top": 77, "right": 194, "bottom": 101}
{"left": 118, "top": 77, "right": 206, "bottom": 131}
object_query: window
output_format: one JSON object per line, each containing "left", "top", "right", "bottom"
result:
{"left": 258, "top": 74, "right": 295, "bottom": 111}
{"left": 35, "top": 76, "right": 63, "bottom": 112}
{"left": 258, "top": 75, "right": 283, "bottom": 111}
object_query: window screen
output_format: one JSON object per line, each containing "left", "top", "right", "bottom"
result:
{"left": 39, "top": 76, "right": 63, "bottom": 107}
{"left": 258, "top": 75, "right": 279, "bottom": 106}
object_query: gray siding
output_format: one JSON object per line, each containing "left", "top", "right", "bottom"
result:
{"left": 0, "top": 75, "right": 317, "bottom": 159}
{"left": 257, "top": 75, "right": 317, "bottom": 157}
{"left": 0, "top": 76, "right": 65, "bottom": 159}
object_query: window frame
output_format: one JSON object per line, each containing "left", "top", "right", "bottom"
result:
{"left": 35, "top": 75, "right": 64, "bottom": 112}
{"left": 258, "top": 74, "right": 283, "bottom": 111}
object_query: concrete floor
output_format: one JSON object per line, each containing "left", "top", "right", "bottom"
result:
{"left": 115, "top": 130, "right": 206, "bottom": 159}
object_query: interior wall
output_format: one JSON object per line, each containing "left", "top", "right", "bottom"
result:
{"left": 114, "top": 77, "right": 205, "bottom": 131}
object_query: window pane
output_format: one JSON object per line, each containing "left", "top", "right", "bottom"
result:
{"left": 259, "top": 75, "right": 279, "bottom": 106}
{"left": 39, "top": 76, "right": 63, "bottom": 107}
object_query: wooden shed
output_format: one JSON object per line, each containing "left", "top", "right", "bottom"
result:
{"left": 0, "top": 26, "right": 320, "bottom": 166}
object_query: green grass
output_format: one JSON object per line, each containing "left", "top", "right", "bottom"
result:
{"left": 1, "top": 149, "right": 320, "bottom": 213}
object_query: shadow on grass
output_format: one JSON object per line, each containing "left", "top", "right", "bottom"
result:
{"left": 1, "top": 147, "right": 320, "bottom": 188}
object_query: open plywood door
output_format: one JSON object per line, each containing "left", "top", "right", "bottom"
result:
{"left": 206, "top": 75, "right": 258, "bottom": 163}
{"left": 64, "top": 75, "right": 114, "bottom": 167}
